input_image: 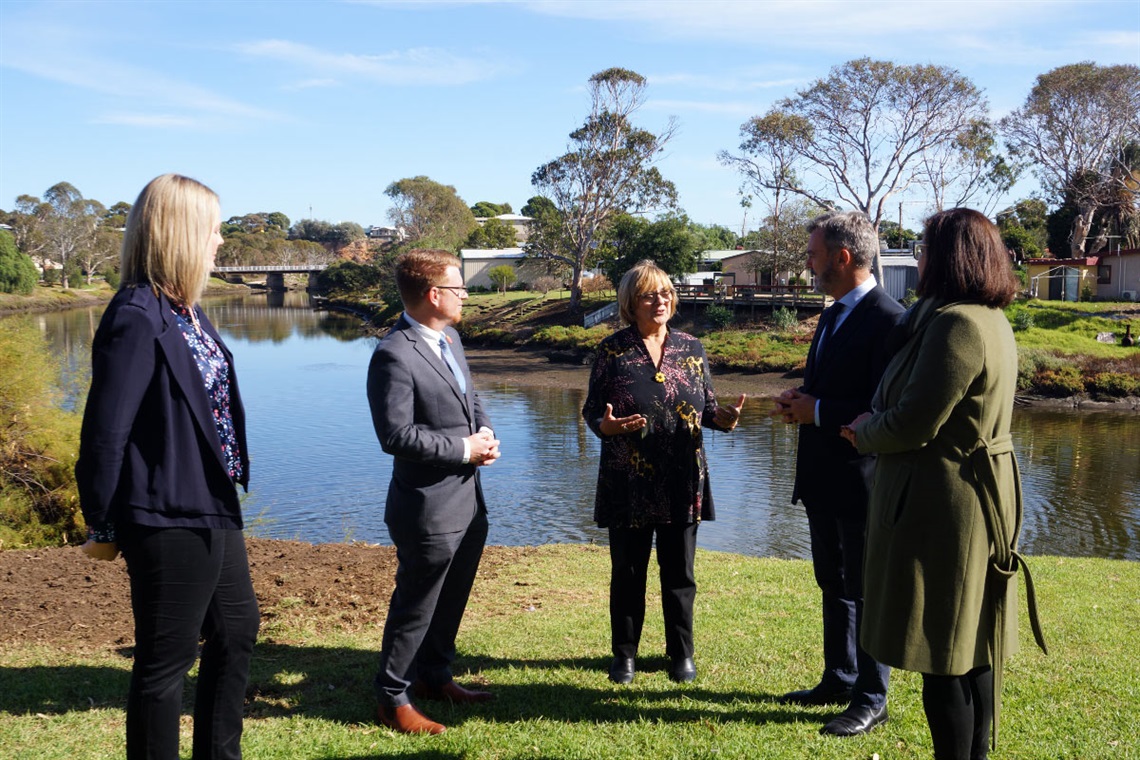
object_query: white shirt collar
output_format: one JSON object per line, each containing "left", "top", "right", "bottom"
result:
{"left": 402, "top": 311, "right": 445, "bottom": 357}
{"left": 837, "top": 274, "right": 877, "bottom": 310}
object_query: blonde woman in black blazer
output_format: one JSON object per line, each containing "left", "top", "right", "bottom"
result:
{"left": 77, "top": 174, "right": 258, "bottom": 760}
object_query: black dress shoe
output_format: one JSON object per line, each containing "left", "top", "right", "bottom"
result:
{"left": 820, "top": 703, "right": 888, "bottom": 736}
{"left": 608, "top": 656, "right": 635, "bottom": 684}
{"left": 779, "top": 683, "right": 853, "bottom": 706}
{"left": 668, "top": 656, "right": 696, "bottom": 683}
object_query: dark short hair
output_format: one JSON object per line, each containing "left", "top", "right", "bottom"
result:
{"left": 394, "top": 249, "right": 461, "bottom": 306}
{"left": 806, "top": 211, "right": 878, "bottom": 269}
{"left": 918, "top": 208, "right": 1018, "bottom": 308}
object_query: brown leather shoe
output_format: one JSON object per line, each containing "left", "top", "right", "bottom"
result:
{"left": 375, "top": 703, "right": 446, "bottom": 734}
{"left": 413, "top": 679, "right": 495, "bottom": 704}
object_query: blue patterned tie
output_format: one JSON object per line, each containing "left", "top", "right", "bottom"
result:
{"left": 439, "top": 336, "right": 466, "bottom": 394}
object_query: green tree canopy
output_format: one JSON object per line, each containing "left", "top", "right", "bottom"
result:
{"left": 997, "top": 198, "right": 1049, "bottom": 259}
{"left": 470, "top": 201, "right": 513, "bottom": 218}
{"left": 878, "top": 221, "right": 919, "bottom": 249}
{"left": 598, "top": 214, "right": 701, "bottom": 285}
{"left": 465, "top": 218, "right": 518, "bottom": 249}
{"left": 487, "top": 264, "right": 518, "bottom": 293}
{"left": 0, "top": 230, "right": 38, "bottom": 294}
{"left": 385, "top": 176, "right": 476, "bottom": 252}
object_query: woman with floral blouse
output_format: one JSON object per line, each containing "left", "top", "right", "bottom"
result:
{"left": 76, "top": 174, "right": 258, "bottom": 759}
{"left": 583, "top": 259, "right": 745, "bottom": 685}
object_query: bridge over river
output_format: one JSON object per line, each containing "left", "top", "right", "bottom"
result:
{"left": 213, "top": 264, "right": 327, "bottom": 290}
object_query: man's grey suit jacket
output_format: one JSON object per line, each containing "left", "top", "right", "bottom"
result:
{"left": 366, "top": 315, "right": 491, "bottom": 535}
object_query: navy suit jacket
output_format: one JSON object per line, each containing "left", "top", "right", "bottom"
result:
{"left": 366, "top": 315, "right": 491, "bottom": 536}
{"left": 793, "top": 285, "right": 904, "bottom": 516}
{"left": 76, "top": 285, "right": 249, "bottom": 529}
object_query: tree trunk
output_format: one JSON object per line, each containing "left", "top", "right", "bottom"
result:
{"left": 568, "top": 263, "right": 584, "bottom": 313}
{"left": 1070, "top": 204, "right": 1097, "bottom": 258}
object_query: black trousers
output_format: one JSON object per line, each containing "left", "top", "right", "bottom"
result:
{"left": 119, "top": 524, "right": 259, "bottom": 760}
{"left": 806, "top": 508, "right": 890, "bottom": 709}
{"left": 375, "top": 508, "right": 488, "bottom": 707}
{"left": 923, "top": 666, "right": 994, "bottom": 760}
{"left": 608, "top": 523, "right": 698, "bottom": 660}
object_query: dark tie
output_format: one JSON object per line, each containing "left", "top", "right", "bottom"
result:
{"left": 439, "top": 336, "right": 466, "bottom": 394}
{"left": 816, "top": 302, "right": 845, "bottom": 358}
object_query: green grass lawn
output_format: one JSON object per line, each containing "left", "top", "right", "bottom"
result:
{"left": 2, "top": 547, "right": 1137, "bottom": 759}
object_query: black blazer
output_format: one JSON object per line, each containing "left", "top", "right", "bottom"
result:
{"left": 366, "top": 315, "right": 491, "bottom": 536}
{"left": 793, "top": 285, "right": 904, "bottom": 515}
{"left": 76, "top": 285, "right": 249, "bottom": 530}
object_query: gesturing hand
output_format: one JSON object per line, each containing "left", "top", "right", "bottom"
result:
{"left": 714, "top": 393, "right": 746, "bottom": 430}
{"left": 598, "top": 403, "right": 647, "bottom": 437}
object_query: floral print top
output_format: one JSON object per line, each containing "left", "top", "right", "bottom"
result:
{"left": 172, "top": 304, "right": 244, "bottom": 483}
{"left": 86, "top": 302, "right": 244, "bottom": 544}
{"left": 582, "top": 326, "right": 728, "bottom": 529}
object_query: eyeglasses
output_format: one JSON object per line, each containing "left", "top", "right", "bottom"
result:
{"left": 912, "top": 246, "right": 925, "bottom": 261}
{"left": 638, "top": 290, "right": 674, "bottom": 303}
{"left": 434, "top": 285, "right": 469, "bottom": 297}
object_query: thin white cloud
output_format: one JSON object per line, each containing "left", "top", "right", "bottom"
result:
{"left": 93, "top": 113, "right": 199, "bottom": 128}
{"left": 648, "top": 73, "right": 804, "bottom": 93}
{"left": 646, "top": 99, "right": 759, "bottom": 116}
{"left": 235, "top": 39, "right": 504, "bottom": 85}
{"left": 283, "top": 78, "right": 344, "bottom": 91}
{"left": 0, "top": 17, "right": 280, "bottom": 129}
{"left": 519, "top": 0, "right": 1092, "bottom": 63}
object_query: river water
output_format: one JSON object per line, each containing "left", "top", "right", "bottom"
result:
{"left": 22, "top": 291, "right": 1140, "bottom": 560}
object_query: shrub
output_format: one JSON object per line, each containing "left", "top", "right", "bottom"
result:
{"left": 532, "top": 276, "right": 562, "bottom": 295}
{"left": 1011, "top": 310, "right": 1035, "bottom": 332}
{"left": 0, "top": 231, "right": 38, "bottom": 295}
{"left": 101, "top": 267, "right": 121, "bottom": 290}
{"left": 1033, "top": 364, "right": 1086, "bottom": 397}
{"left": 1089, "top": 372, "right": 1140, "bottom": 398}
{"left": 529, "top": 325, "right": 610, "bottom": 350}
{"left": 0, "top": 320, "right": 83, "bottom": 547}
{"left": 770, "top": 306, "right": 799, "bottom": 331}
{"left": 580, "top": 275, "right": 613, "bottom": 294}
{"left": 317, "top": 260, "right": 383, "bottom": 295}
{"left": 487, "top": 264, "right": 518, "bottom": 293}
{"left": 706, "top": 305, "right": 734, "bottom": 329}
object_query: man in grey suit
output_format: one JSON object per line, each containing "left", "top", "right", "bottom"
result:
{"left": 367, "top": 249, "right": 501, "bottom": 735}
{"left": 771, "top": 212, "right": 903, "bottom": 738}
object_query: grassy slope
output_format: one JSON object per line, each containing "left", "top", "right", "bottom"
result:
{"left": 1, "top": 549, "right": 1137, "bottom": 759}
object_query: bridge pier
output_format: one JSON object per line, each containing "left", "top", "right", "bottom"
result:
{"left": 266, "top": 272, "right": 285, "bottom": 291}
{"left": 308, "top": 272, "right": 320, "bottom": 291}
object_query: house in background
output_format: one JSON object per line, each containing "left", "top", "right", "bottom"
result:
{"left": 366, "top": 226, "right": 405, "bottom": 244}
{"left": 459, "top": 248, "right": 550, "bottom": 289}
{"left": 473, "top": 214, "right": 533, "bottom": 243}
{"left": 1026, "top": 248, "right": 1140, "bottom": 301}
{"left": 713, "top": 247, "right": 917, "bottom": 302}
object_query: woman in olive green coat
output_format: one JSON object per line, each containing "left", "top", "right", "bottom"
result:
{"left": 842, "top": 209, "right": 1045, "bottom": 760}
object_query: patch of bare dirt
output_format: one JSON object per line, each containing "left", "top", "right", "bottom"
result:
{"left": 0, "top": 539, "right": 529, "bottom": 651}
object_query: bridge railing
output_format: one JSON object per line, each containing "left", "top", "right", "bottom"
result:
{"left": 213, "top": 264, "right": 327, "bottom": 274}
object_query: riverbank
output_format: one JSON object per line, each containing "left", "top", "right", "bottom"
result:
{"left": 464, "top": 345, "right": 1140, "bottom": 410}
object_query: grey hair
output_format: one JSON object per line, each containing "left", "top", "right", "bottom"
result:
{"left": 806, "top": 211, "right": 878, "bottom": 270}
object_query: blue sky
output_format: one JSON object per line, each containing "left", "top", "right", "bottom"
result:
{"left": 2, "top": 0, "right": 1138, "bottom": 234}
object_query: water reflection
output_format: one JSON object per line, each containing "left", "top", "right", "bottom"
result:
{"left": 23, "top": 291, "right": 1140, "bottom": 560}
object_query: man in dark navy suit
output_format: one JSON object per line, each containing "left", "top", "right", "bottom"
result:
{"left": 772, "top": 211, "right": 904, "bottom": 737}
{"left": 366, "top": 249, "right": 501, "bottom": 735}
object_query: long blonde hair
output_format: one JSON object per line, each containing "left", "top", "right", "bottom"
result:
{"left": 120, "top": 174, "right": 220, "bottom": 306}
